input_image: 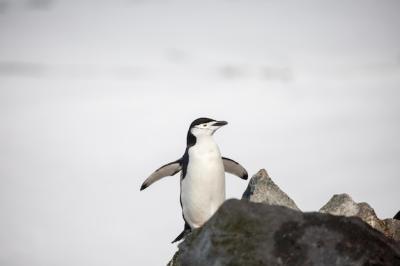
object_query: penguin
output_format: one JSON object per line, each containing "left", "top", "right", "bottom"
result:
{"left": 140, "top": 117, "right": 248, "bottom": 243}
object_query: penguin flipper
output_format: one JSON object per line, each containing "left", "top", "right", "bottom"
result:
{"left": 222, "top": 157, "right": 248, "bottom": 180}
{"left": 394, "top": 211, "right": 400, "bottom": 220}
{"left": 140, "top": 160, "right": 182, "bottom": 190}
{"left": 171, "top": 222, "right": 191, "bottom": 243}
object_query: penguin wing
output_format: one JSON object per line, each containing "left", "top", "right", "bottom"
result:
{"left": 222, "top": 157, "right": 248, "bottom": 180}
{"left": 140, "top": 160, "right": 182, "bottom": 190}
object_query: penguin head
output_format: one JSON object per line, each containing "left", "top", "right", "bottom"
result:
{"left": 189, "top": 117, "right": 228, "bottom": 137}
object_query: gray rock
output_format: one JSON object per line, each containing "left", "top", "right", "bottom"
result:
{"left": 320, "top": 193, "right": 400, "bottom": 241}
{"left": 383, "top": 219, "right": 400, "bottom": 242}
{"left": 242, "top": 169, "right": 300, "bottom": 211}
{"left": 320, "top": 193, "right": 359, "bottom": 216}
{"left": 167, "top": 250, "right": 180, "bottom": 266}
{"left": 170, "top": 199, "right": 400, "bottom": 266}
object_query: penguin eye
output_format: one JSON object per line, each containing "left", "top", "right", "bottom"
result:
{"left": 202, "top": 124, "right": 207, "bottom": 127}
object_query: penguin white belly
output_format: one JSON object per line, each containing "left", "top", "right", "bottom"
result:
{"left": 181, "top": 139, "right": 225, "bottom": 229}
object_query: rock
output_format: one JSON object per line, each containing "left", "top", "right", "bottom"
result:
{"left": 170, "top": 199, "right": 400, "bottom": 266}
{"left": 383, "top": 219, "right": 400, "bottom": 242}
{"left": 320, "top": 193, "right": 400, "bottom": 241}
{"left": 242, "top": 169, "right": 300, "bottom": 211}
{"left": 319, "top": 193, "right": 359, "bottom": 216}
{"left": 167, "top": 250, "right": 180, "bottom": 266}
{"left": 394, "top": 211, "right": 400, "bottom": 220}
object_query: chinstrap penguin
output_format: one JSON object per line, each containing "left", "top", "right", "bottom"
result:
{"left": 140, "top": 118, "right": 248, "bottom": 243}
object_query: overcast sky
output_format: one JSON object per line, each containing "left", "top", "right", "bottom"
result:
{"left": 0, "top": 0, "right": 400, "bottom": 265}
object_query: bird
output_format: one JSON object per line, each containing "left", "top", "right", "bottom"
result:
{"left": 140, "top": 117, "right": 248, "bottom": 243}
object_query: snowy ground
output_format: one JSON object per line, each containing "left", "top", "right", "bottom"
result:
{"left": 1, "top": 0, "right": 399, "bottom": 265}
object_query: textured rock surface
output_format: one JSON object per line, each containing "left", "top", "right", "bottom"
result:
{"left": 320, "top": 193, "right": 400, "bottom": 241}
{"left": 320, "top": 193, "right": 359, "bottom": 216}
{"left": 383, "top": 219, "right": 400, "bottom": 242}
{"left": 168, "top": 171, "right": 400, "bottom": 265}
{"left": 167, "top": 251, "right": 180, "bottom": 266}
{"left": 242, "top": 169, "right": 300, "bottom": 211}
{"left": 170, "top": 199, "right": 400, "bottom": 266}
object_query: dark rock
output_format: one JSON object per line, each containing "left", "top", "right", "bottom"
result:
{"left": 394, "top": 211, "right": 400, "bottom": 220}
{"left": 170, "top": 199, "right": 400, "bottom": 266}
{"left": 320, "top": 194, "right": 400, "bottom": 241}
{"left": 167, "top": 250, "right": 180, "bottom": 266}
{"left": 242, "top": 169, "right": 300, "bottom": 211}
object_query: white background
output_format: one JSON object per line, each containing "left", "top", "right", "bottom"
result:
{"left": 0, "top": 0, "right": 399, "bottom": 265}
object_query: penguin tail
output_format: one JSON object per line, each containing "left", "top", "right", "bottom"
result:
{"left": 171, "top": 223, "right": 191, "bottom": 244}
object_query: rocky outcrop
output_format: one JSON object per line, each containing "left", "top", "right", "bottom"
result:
{"left": 242, "top": 169, "right": 300, "bottom": 211}
{"left": 168, "top": 170, "right": 400, "bottom": 265}
{"left": 169, "top": 199, "right": 400, "bottom": 266}
{"left": 320, "top": 193, "right": 360, "bottom": 216}
{"left": 320, "top": 193, "right": 400, "bottom": 241}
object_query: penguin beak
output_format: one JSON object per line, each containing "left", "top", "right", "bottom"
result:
{"left": 213, "top": 121, "right": 228, "bottom": 127}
